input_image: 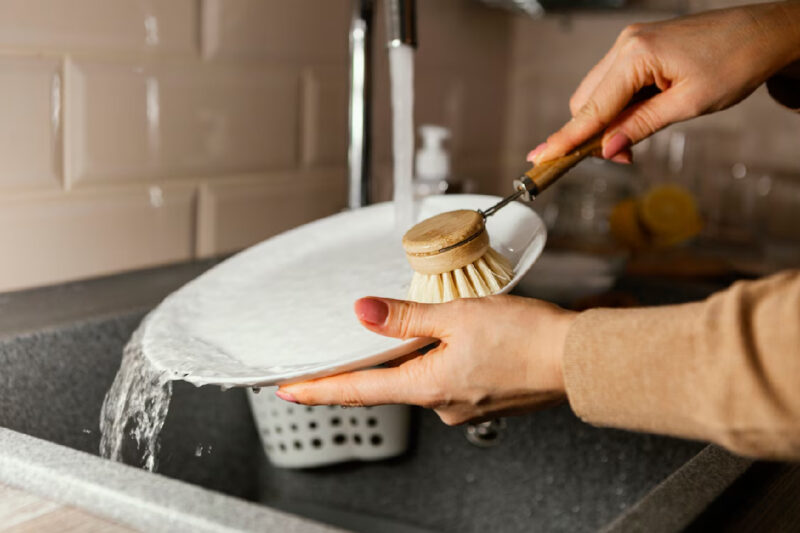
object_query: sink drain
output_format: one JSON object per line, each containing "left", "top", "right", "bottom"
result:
{"left": 465, "top": 418, "right": 507, "bottom": 448}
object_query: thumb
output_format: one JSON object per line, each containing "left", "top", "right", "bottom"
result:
{"left": 354, "top": 297, "right": 446, "bottom": 340}
{"left": 531, "top": 62, "right": 641, "bottom": 165}
{"left": 603, "top": 90, "right": 694, "bottom": 155}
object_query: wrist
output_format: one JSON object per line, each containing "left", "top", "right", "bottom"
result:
{"left": 759, "top": 2, "right": 800, "bottom": 69}
{"left": 550, "top": 309, "right": 578, "bottom": 395}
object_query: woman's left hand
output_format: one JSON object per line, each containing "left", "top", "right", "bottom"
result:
{"left": 277, "top": 295, "right": 575, "bottom": 426}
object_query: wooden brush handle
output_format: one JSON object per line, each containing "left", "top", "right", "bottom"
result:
{"left": 524, "top": 133, "right": 603, "bottom": 194}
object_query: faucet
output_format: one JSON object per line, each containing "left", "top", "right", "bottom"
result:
{"left": 347, "top": 0, "right": 417, "bottom": 208}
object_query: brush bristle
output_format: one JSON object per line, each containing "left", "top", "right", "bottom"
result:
{"left": 407, "top": 247, "right": 514, "bottom": 303}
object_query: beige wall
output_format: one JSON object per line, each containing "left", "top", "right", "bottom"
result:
{"left": 371, "top": 0, "right": 512, "bottom": 201}
{"left": 503, "top": 5, "right": 800, "bottom": 181}
{"left": 0, "top": 0, "right": 351, "bottom": 292}
{"left": 0, "top": 0, "right": 512, "bottom": 292}
{"left": 1, "top": 0, "right": 795, "bottom": 292}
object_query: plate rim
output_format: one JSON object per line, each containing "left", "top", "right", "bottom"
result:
{"left": 141, "top": 194, "right": 547, "bottom": 387}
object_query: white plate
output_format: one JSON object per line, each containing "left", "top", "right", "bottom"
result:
{"left": 141, "top": 195, "right": 547, "bottom": 388}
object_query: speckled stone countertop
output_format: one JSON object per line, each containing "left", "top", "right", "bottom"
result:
{"left": 0, "top": 259, "right": 756, "bottom": 532}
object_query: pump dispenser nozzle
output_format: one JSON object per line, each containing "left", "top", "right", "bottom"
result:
{"left": 416, "top": 125, "right": 450, "bottom": 182}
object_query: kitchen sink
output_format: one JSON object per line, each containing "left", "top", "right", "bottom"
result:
{"left": 0, "top": 264, "right": 752, "bottom": 532}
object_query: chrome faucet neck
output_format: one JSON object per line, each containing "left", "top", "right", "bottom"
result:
{"left": 347, "top": 0, "right": 417, "bottom": 209}
{"left": 347, "top": 0, "right": 374, "bottom": 208}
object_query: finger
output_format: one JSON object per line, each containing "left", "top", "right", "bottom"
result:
{"left": 569, "top": 45, "right": 622, "bottom": 116}
{"left": 603, "top": 88, "right": 695, "bottom": 153}
{"left": 383, "top": 350, "right": 423, "bottom": 368}
{"left": 572, "top": 23, "right": 650, "bottom": 115}
{"left": 278, "top": 364, "right": 435, "bottom": 407}
{"left": 609, "top": 148, "right": 633, "bottom": 164}
{"left": 533, "top": 60, "right": 651, "bottom": 165}
{"left": 527, "top": 46, "right": 621, "bottom": 164}
{"left": 383, "top": 341, "right": 440, "bottom": 367}
{"left": 354, "top": 297, "right": 450, "bottom": 340}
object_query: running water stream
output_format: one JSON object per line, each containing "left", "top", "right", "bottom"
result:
{"left": 389, "top": 44, "right": 416, "bottom": 234}
{"left": 99, "top": 323, "right": 172, "bottom": 472}
{"left": 100, "top": 44, "right": 417, "bottom": 473}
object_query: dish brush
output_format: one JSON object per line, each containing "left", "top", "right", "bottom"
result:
{"left": 401, "top": 134, "right": 602, "bottom": 304}
{"left": 403, "top": 209, "right": 514, "bottom": 303}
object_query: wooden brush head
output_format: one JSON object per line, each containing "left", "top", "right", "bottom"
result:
{"left": 401, "top": 210, "right": 489, "bottom": 275}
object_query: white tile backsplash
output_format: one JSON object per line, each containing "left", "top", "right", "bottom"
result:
{"left": 301, "top": 66, "right": 348, "bottom": 167}
{"left": 505, "top": 10, "right": 800, "bottom": 174}
{"left": 11, "top": 1, "right": 778, "bottom": 290}
{"left": 196, "top": 169, "right": 346, "bottom": 257}
{"left": 0, "top": 56, "right": 62, "bottom": 189}
{"left": 201, "top": 0, "right": 349, "bottom": 62}
{"left": 0, "top": 185, "right": 195, "bottom": 292}
{"left": 0, "top": 0, "right": 197, "bottom": 55}
{"left": 68, "top": 60, "right": 299, "bottom": 185}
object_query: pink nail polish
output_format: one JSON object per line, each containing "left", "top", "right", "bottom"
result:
{"left": 355, "top": 298, "right": 389, "bottom": 326}
{"left": 276, "top": 389, "right": 297, "bottom": 403}
{"left": 602, "top": 132, "right": 631, "bottom": 160}
{"left": 526, "top": 142, "right": 547, "bottom": 162}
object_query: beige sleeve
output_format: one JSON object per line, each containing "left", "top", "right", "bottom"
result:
{"left": 767, "top": 60, "right": 800, "bottom": 111}
{"left": 563, "top": 270, "right": 800, "bottom": 460}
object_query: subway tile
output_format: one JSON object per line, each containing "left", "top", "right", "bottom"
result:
{"left": 0, "top": 56, "right": 61, "bottom": 189}
{"left": 379, "top": 71, "right": 506, "bottom": 172}
{"left": 68, "top": 60, "right": 299, "bottom": 185}
{"left": 202, "top": 0, "right": 349, "bottom": 62}
{"left": 0, "top": 0, "right": 197, "bottom": 54}
{"left": 510, "top": 13, "right": 662, "bottom": 80}
{"left": 413, "top": 0, "right": 511, "bottom": 75}
{"left": 413, "top": 69, "right": 465, "bottom": 151}
{"left": 377, "top": 70, "right": 506, "bottom": 175}
{"left": 367, "top": 0, "right": 511, "bottom": 76}
{"left": 158, "top": 64, "right": 299, "bottom": 179}
{"left": 0, "top": 185, "right": 195, "bottom": 292}
{"left": 372, "top": 68, "right": 492, "bottom": 166}
{"left": 197, "top": 169, "right": 347, "bottom": 257}
{"left": 453, "top": 155, "right": 506, "bottom": 196}
{"left": 368, "top": 0, "right": 513, "bottom": 178}
{"left": 505, "top": 71, "right": 573, "bottom": 153}
{"left": 301, "top": 66, "right": 348, "bottom": 167}
{"left": 460, "top": 79, "right": 508, "bottom": 158}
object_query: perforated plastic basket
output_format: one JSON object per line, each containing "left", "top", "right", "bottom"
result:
{"left": 248, "top": 388, "right": 410, "bottom": 468}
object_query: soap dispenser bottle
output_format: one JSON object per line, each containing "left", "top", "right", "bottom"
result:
{"left": 414, "top": 125, "right": 450, "bottom": 198}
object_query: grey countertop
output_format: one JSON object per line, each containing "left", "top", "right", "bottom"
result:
{"left": 0, "top": 258, "right": 756, "bottom": 532}
{"left": 0, "top": 260, "right": 221, "bottom": 339}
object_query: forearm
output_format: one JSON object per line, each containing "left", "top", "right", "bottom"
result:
{"left": 563, "top": 270, "right": 800, "bottom": 460}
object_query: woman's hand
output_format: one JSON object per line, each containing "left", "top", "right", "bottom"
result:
{"left": 529, "top": 2, "right": 800, "bottom": 165}
{"left": 277, "top": 295, "right": 576, "bottom": 425}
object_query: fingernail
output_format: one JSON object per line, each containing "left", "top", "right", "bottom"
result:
{"left": 526, "top": 143, "right": 547, "bottom": 162}
{"left": 275, "top": 389, "right": 297, "bottom": 403}
{"left": 610, "top": 152, "right": 632, "bottom": 164}
{"left": 532, "top": 144, "right": 559, "bottom": 166}
{"left": 602, "top": 132, "right": 631, "bottom": 159}
{"left": 355, "top": 297, "right": 389, "bottom": 326}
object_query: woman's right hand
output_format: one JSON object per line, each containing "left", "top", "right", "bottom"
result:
{"left": 529, "top": 2, "right": 800, "bottom": 165}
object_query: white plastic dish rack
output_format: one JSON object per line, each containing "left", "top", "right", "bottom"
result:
{"left": 248, "top": 388, "right": 410, "bottom": 468}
